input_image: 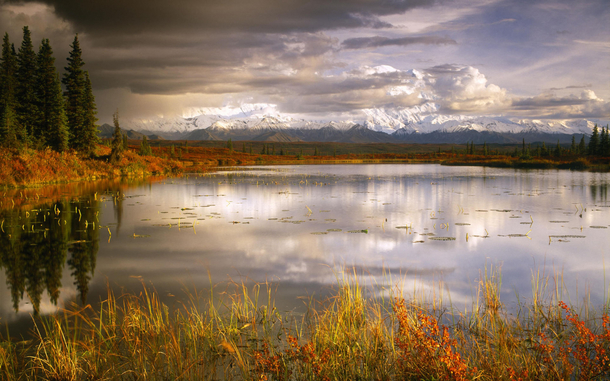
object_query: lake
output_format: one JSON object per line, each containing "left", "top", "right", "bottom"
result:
{"left": 1, "top": 164, "right": 609, "bottom": 332}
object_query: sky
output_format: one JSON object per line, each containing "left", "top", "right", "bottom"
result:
{"left": 0, "top": 0, "right": 609, "bottom": 124}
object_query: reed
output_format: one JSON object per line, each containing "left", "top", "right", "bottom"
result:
{"left": 1, "top": 266, "right": 609, "bottom": 380}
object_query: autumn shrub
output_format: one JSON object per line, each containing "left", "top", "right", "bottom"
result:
{"left": 2, "top": 268, "right": 610, "bottom": 380}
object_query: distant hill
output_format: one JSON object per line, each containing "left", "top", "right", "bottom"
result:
{"left": 97, "top": 123, "right": 153, "bottom": 140}
{"left": 117, "top": 103, "right": 607, "bottom": 144}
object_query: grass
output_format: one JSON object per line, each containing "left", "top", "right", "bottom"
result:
{"left": 0, "top": 145, "right": 184, "bottom": 188}
{"left": 1, "top": 267, "right": 609, "bottom": 380}
{"left": 2, "top": 141, "right": 609, "bottom": 188}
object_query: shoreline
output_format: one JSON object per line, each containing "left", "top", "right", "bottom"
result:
{"left": 2, "top": 144, "right": 609, "bottom": 189}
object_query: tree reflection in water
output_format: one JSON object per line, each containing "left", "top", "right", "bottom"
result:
{"left": 0, "top": 178, "right": 141, "bottom": 314}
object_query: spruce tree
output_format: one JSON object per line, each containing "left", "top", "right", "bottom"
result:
{"left": 139, "top": 135, "right": 152, "bottom": 156}
{"left": 63, "top": 35, "right": 89, "bottom": 154}
{"left": 0, "top": 33, "right": 19, "bottom": 148}
{"left": 571, "top": 135, "right": 576, "bottom": 153}
{"left": 36, "top": 39, "right": 68, "bottom": 151}
{"left": 81, "top": 71, "right": 99, "bottom": 153}
{"left": 227, "top": 138, "right": 233, "bottom": 151}
{"left": 0, "top": 103, "right": 17, "bottom": 147}
{"left": 554, "top": 140, "right": 561, "bottom": 157}
{"left": 600, "top": 126, "right": 610, "bottom": 157}
{"left": 541, "top": 142, "right": 548, "bottom": 156}
{"left": 16, "top": 26, "right": 39, "bottom": 145}
{"left": 109, "top": 110, "right": 123, "bottom": 164}
{"left": 122, "top": 134, "right": 128, "bottom": 150}
{"left": 578, "top": 135, "right": 586, "bottom": 155}
{"left": 588, "top": 124, "right": 599, "bottom": 156}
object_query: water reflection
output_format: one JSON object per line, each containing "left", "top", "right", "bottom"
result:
{"left": 0, "top": 197, "right": 97, "bottom": 313}
{"left": 1, "top": 166, "right": 609, "bottom": 329}
{"left": 0, "top": 178, "right": 153, "bottom": 318}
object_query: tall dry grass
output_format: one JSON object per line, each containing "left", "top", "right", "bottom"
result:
{"left": 1, "top": 267, "right": 609, "bottom": 380}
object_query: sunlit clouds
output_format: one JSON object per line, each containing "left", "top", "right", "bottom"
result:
{"left": 0, "top": 0, "right": 608, "bottom": 122}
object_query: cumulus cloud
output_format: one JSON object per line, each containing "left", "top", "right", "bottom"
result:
{"left": 1, "top": 0, "right": 608, "bottom": 122}
{"left": 424, "top": 64, "right": 510, "bottom": 113}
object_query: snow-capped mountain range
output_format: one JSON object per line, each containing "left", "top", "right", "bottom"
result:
{"left": 118, "top": 102, "right": 608, "bottom": 144}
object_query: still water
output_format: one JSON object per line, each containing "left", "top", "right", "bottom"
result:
{"left": 1, "top": 164, "right": 609, "bottom": 329}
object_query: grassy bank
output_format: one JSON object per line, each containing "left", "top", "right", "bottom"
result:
{"left": 2, "top": 142, "right": 609, "bottom": 188}
{"left": 0, "top": 145, "right": 184, "bottom": 188}
{"left": 1, "top": 268, "right": 609, "bottom": 380}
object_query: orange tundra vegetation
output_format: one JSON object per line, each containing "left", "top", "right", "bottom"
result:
{"left": 1, "top": 268, "right": 610, "bottom": 379}
{"left": 0, "top": 145, "right": 183, "bottom": 188}
{"left": 3, "top": 140, "right": 609, "bottom": 188}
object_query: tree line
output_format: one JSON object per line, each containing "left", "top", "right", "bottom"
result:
{"left": 459, "top": 124, "right": 610, "bottom": 159}
{"left": 0, "top": 26, "right": 98, "bottom": 154}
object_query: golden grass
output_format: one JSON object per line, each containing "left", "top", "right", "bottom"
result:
{"left": 1, "top": 267, "right": 609, "bottom": 380}
{"left": 0, "top": 146, "right": 184, "bottom": 188}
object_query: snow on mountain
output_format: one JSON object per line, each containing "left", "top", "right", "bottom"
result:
{"left": 121, "top": 101, "right": 607, "bottom": 139}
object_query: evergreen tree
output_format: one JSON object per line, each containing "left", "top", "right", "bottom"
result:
{"left": 35, "top": 39, "right": 69, "bottom": 151}
{"left": 139, "top": 135, "right": 152, "bottom": 156}
{"left": 63, "top": 35, "right": 91, "bottom": 154}
{"left": 249, "top": 145, "right": 252, "bottom": 154}
{"left": 109, "top": 110, "right": 123, "bottom": 164}
{"left": 522, "top": 138, "right": 525, "bottom": 155}
{"left": 16, "top": 26, "right": 39, "bottom": 145}
{"left": 45, "top": 78, "right": 69, "bottom": 153}
{"left": 314, "top": 146, "right": 319, "bottom": 156}
{"left": 554, "top": 140, "right": 561, "bottom": 157}
{"left": 227, "top": 138, "right": 233, "bottom": 151}
{"left": 588, "top": 124, "right": 599, "bottom": 156}
{"left": 483, "top": 142, "right": 488, "bottom": 156}
{"left": 0, "top": 103, "right": 17, "bottom": 147}
{"left": 122, "top": 134, "right": 127, "bottom": 150}
{"left": 0, "top": 33, "right": 19, "bottom": 148}
{"left": 571, "top": 135, "right": 576, "bottom": 153}
{"left": 261, "top": 144, "right": 266, "bottom": 155}
{"left": 579, "top": 135, "right": 586, "bottom": 155}
{"left": 541, "top": 142, "right": 548, "bottom": 156}
{"left": 242, "top": 142, "right": 246, "bottom": 153}
{"left": 170, "top": 144, "right": 175, "bottom": 157}
{"left": 599, "top": 126, "right": 609, "bottom": 157}
{"left": 80, "top": 71, "right": 99, "bottom": 153}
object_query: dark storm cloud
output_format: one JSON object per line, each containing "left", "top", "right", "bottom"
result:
{"left": 10, "top": 0, "right": 438, "bottom": 37}
{"left": 341, "top": 35, "right": 456, "bottom": 49}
